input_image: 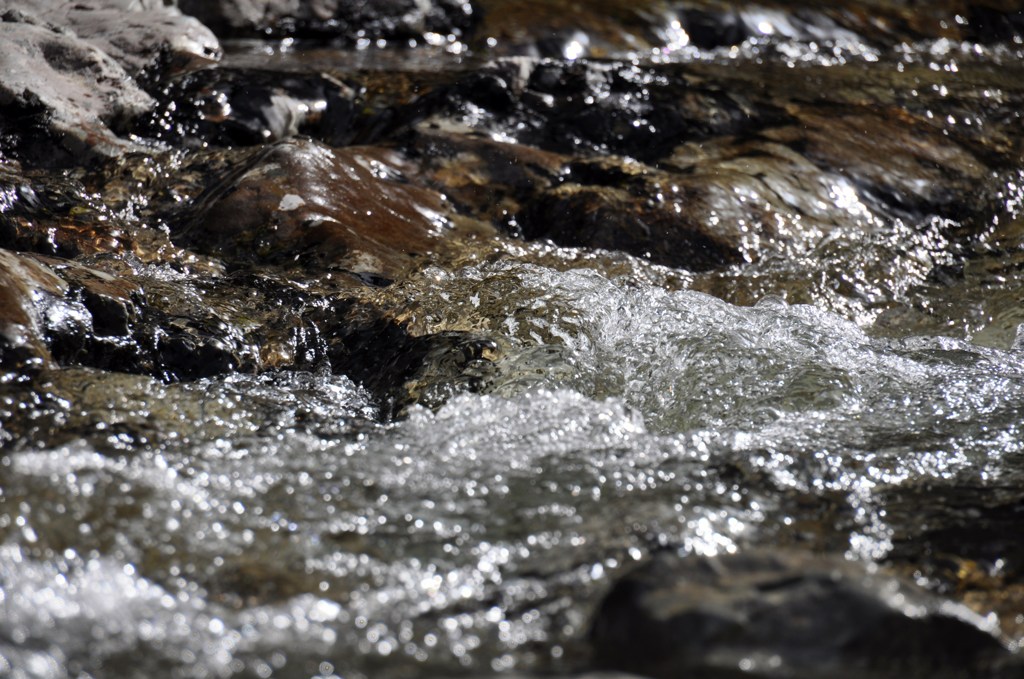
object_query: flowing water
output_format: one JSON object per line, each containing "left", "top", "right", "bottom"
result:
{"left": 2, "top": 2, "right": 1024, "bottom": 678}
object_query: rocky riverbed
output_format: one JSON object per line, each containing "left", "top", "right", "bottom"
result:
{"left": 2, "top": 1, "right": 1024, "bottom": 678}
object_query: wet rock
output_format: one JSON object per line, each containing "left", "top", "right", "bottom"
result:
{"left": 178, "top": 0, "right": 477, "bottom": 42}
{"left": 591, "top": 549, "right": 1018, "bottom": 679}
{"left": 322, "top": 308, "right": 499, "bottom": 418}
{"left": 138, "top": 67, "right": 362, "bottom": 148}
{"left": 0, "top": 1, "right": 219, "bottom": 164}
{"left": 407, "top": 130, "right": 564, "bottom": 231}
{"left": 0, "top": 239, "right": 256, "bottom": 381}
{"left": 183, "top": 138, "right": 466, "bottom": 281}
{"left": 675, "top": 6, "right": 863, "bottom": 50}
{"left": 0, "top": 249, "right": 66, "bottom": 372}
{"left": 518, "top": 178, "right": 743, "bottom": 272}
{"left": 762, "top": 110, "right": 989, "bottom": 219}
{"left": 472, "top": 0, "right": 675, "bottom": 57}
{"left": 32, "top": 254, "right": 142, "bottom": 341}
{"left": 426, "top": 58, "right": 781, "bottom": 162}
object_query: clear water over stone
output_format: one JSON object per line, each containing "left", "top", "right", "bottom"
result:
{"left": 5, "top": 256, "right": 1024, "bottom": 677}
{"left": 2, "top": 1, "right": 1024, "bottom": 677}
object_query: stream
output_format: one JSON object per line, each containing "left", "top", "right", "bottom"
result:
{"left": 2, "top": 1, "right": 1024, "bottom": 678}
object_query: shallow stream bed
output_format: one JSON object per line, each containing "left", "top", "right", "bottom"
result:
{"left": 2, "top": 1, "right": 1024, "bottom": 678}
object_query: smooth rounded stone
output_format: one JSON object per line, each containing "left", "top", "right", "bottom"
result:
{"left": 590, "top": 549, "right": 1019, "bottom": 679}
{"left": 138, "top": 67, "right": 361, "bottom": 147}
{"left": 0, "top": 0, "right": 220, "bottom": 77}
{"left": 178, "top": 0, "right": 477, "bottom": 41}
{"left": 185, "top": 138, "right": 469, "bottom": 281}
{"left": 0, "top": 20, "right": 152, "bottom": 163}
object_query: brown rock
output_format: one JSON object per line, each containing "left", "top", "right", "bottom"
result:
{"left": 187, "top": 138, "right": 467, "bottom": 282}
{"left": 0, "top": 249, "right": 68, "bottom": 370}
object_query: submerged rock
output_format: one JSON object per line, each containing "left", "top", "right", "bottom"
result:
{"left": 591, "top": 549, "right": 1018, "bottom": 679}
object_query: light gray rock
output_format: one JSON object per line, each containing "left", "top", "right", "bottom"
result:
{"left": 0, "top": 0, "right": 220, "bottom": 75}
{"left": 177, "top": 0, "right": 475, "bottom": 41}
{"left": 0, "top": 1, "right": 220, "bottom": 162}
{"left": 0, "top": 20, "right": 152, "bottom": 160}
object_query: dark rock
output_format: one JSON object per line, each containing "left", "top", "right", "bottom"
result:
{"left": 426, "top": 58, "right": 779, "bottom": 162}
{"left": 138, "top": 67, "right": 362, "bottom": 148}
{"left": 406, "top": 130, "right": 564, "bottom": 231}
{"left": 322, "top": 308, "right": 499, "bottom": 418}
{"left": 965, "top": 5, "right": 1024, "bottom": 43}
{"left": 177, "top": 0, "right": 477, "bottom": 42}
{"left": 675, "top": 6, "right": 863, "bottom": 50}
{"left": 591, "top": 549, "right": 1018, "bottom": 679}
{"left": 883, "top": 482, "right": 1024, "bottom": 640}
{"left": 676, "top": 7, "right": 750, "bottom": 50}
{"left": 183, "top": 138, "right": 466, "bottom": 281}
{"left": 518, "top": 180, "right": 743, "bottom": 271}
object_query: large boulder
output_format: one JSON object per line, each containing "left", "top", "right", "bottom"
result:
{"left": 0, "top": 20, "right": 152, "bottom": 162}
{"left": 591, "top": 549, "right": 1019, "bottom": 679}
{"left": 0, "top": 1, "right": 219, "bottom": 163}
{"left": 0, "top": 0, "right": 220, "bottom": 76}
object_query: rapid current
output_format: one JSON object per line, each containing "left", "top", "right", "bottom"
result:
{"left": 2, "top": 1, "right": 1024, "bottom": 678}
